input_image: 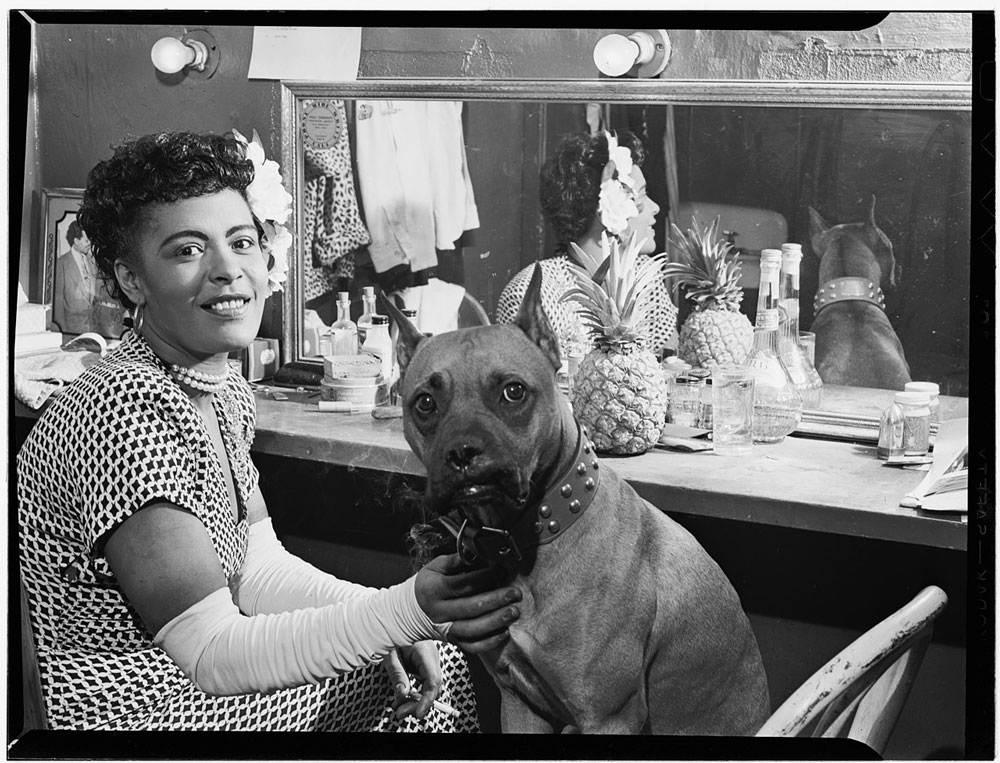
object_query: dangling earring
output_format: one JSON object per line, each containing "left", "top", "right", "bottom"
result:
{"left": 132, "top": 304, "right": 144, "bottom": 335}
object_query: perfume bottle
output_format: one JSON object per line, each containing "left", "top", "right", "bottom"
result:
{"left": 779, "top": 243, "right": 823, "bottom": 409}
{"left": 330, "top": 291, "right": 358, "bottom": 356}
{"left": 745, "top": 248, "right": 803, "bottom": 443}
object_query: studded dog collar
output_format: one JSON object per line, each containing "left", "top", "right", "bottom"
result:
{"left": 435, "top": 421, "right": 602, "bottom": 567}
{"left": 813, "top": 277, "right": 886, "bottom": 316}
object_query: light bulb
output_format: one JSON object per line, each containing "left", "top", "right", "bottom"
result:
{"left": 151, "top": 37, "right": 196, "bottom": 74}
{"left": 593, "top": 33, "right": 639, "bottom": 77}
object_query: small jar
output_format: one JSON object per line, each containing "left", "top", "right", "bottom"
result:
{"left": 895, "top": 391, "right": 931, "bottom": 456}
{"left": 904, "top": 382, "right": 940, "bottom": 426}
{"left": 669, "top": 374, "right": 704, "bottom": 427}
{"left": 876, "top": 399, "right": 905, "bottom": 460}
{"left": 689, "top": 368, "right": 713, "bottom": 429}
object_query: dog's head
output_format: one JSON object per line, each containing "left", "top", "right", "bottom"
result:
{"left": 809, "top": 195, "right": 897, "bottom": 291}
{"left": 384, "top": 266, "right": 576, "bottom": 538}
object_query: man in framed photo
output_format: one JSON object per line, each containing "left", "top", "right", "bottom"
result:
{"left": 52, "top": 219, "right": 123, "bottom": 336}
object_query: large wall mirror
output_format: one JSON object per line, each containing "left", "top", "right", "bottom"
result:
{"left": 280, "top": 79, "right": 971, "bottom": 435}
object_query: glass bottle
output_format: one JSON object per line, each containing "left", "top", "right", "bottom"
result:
{"left": 361, "top": 314, "right": 393, "bottom": 385}
{"left": 876, "top": 397, "right": 905, "bottom": 460}
{"left": 779, "top": 243, "right": 823, "bottom": 409}
{"left": 746, "top": 248, "right": 803, "bottom": 443}
{"left": 356, "top": 286, "right": 377, "bottom": 346}
{"left": 330, "top": 291, "right": 358, "bottom": 356}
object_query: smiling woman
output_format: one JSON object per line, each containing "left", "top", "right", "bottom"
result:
{"left": 17, "top": 130, "right": 509, "bottom": 731}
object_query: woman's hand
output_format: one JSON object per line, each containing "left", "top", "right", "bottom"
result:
{"left": 414, "top": 553, "right": 521, "bottom": 654}
{"left": 383, "top": 643, "right": 440, "bottom": 720}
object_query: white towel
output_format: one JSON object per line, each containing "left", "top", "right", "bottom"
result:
{"left": 391, "top": 278, "right": 466, "bottom": 336}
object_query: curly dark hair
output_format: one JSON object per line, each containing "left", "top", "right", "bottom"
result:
{"left": 77, "top": 131, "right": 255, "bottom": 310}
{"left": 538, "top": 130, "right": 645, "bottom": 247}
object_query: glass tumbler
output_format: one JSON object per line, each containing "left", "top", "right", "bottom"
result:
{"left": 798, "top": 331, "right": 817, "bottom": 366}
{"left": 711, "top": 364, "right": 756, "bottom": 456}
{"left": 669, "top": 374, "right": 704, "bottom": 427}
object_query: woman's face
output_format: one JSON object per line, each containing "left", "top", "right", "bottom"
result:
{"left": 121, "top": 189, "right": 267, "bottom": 364}
{"left": 624, "top": 166, "right": 660, "bottom": 254}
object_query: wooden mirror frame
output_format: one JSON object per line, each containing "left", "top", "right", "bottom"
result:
{"left": 280, "top": 78, "right": 972, "bottom": 440}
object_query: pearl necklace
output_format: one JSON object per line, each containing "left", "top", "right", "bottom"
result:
{"left": 168, "top": 363, "right": 229, "bottom": 394}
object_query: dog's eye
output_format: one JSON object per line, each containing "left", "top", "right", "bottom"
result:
{"left": 502, "top": 382, "right": 526, "bottom": 403}
{"left": 414, "top": 393, "right": 437, "bottom": 414}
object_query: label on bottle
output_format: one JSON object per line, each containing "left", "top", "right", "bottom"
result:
{"left": 757, "top": 309, "right": 779, "bottom": 331}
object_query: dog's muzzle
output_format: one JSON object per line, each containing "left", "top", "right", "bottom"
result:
{"left": 434, "top": 422, "right": 602, "bottom": 567}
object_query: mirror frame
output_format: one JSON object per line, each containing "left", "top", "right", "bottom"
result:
{"left": 280, "top": 78, "right": 972, "bottom": 439}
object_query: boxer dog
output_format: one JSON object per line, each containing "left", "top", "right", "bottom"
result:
{"left": 384, "top": 270, "right": 769, "bottom": 734}
{"left": 808, "top": 196, "right": 911, "bottom": 389}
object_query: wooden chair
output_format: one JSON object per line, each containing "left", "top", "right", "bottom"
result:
{"left": 756, "top": 585, "right": 948, "bottom": 755}
{"left": 19, "top": 576, "right": 48, "bottom": 732}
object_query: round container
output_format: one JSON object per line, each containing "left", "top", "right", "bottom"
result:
{"left": 904, "top": 382, "right": 940, "bottom": 426}
{"left": 894, "top": 391, "right": 931, "bottom": 456}
{"left": 320, "top": 375, "right": 387, "bottom": 408}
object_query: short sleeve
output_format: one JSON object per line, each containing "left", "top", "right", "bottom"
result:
{"left": 75, "top": 370, "right": 203, "bottom": 552}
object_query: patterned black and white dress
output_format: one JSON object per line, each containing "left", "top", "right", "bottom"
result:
{"left": 16, "top": 330, "right": 478, "bottom": 731}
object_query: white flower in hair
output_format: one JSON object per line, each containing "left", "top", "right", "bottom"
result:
{"left": 597, "top": 131, "right": 639, "bottom": 238}
{"left": 232, "top": 128, "right": 294, "bottom": 294}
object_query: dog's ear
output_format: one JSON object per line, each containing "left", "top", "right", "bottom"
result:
{"left": 862, "top": 194, "right": 881, "bottom": 242}
{"left": 378, "top": 294, "right": 425, "bottom": 381}
{"left": 807, "top": 207, "right": 829, "bottom": 255}
{"left": 514, "top": 262, "right": 562, "bottom": 372}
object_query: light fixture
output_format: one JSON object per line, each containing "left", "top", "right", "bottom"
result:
{"left": 593, "top": 29, "right": 671, "bottom": 78}
{"left": 151, "top": 29, "right": 219, "bottom": 78}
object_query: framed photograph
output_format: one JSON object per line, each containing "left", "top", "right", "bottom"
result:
{"left": 38, "top": 187, "right": 128, "bottom": 339}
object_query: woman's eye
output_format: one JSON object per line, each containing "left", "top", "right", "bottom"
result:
{"left": 502, "top": 382, "right": 526, "bottom": 403}
{"left": 175, "top": 243, "right": 203, "bottom": 258}
{"left": 232, "top": 236, "right": 259, "bottom": 252}
{"left": 414, "top": 393, "right": 436, "bottom": 414}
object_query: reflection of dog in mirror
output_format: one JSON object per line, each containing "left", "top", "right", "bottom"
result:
{"left": 385, "top": 271, "right": 769, "bottom": 735}
{"left": 808, "top": 196, "right": 911, "bottom": 390}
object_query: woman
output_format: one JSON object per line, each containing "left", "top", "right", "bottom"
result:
{"left": 496, "top": 130, "right": 677, "bottom": 357}
{"left": 17, "top": 132, "right": 520, "bottom": 731}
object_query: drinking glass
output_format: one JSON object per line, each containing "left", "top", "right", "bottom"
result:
{"left": 798, "top": 331, "right": 817, "bottom": 366}
{"left": 712, "top": 364, "right": 755, "bottom": 456}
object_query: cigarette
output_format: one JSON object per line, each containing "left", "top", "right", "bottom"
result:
{"left": 407, "top": 689, "right": 460, "bottom": 717}
{"left": 316, "top": 401, "right": 373, "bottom": 413}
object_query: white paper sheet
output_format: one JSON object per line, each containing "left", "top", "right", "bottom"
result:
{"left": 900, "top": 418, "right": 969, "bottom": 513}
{"left": 248, "top": 27, "right": 361, "bottom": 82}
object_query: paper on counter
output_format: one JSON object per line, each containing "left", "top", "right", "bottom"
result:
{"left": 900, "top": 418, "right": 968, "bottom": 513}
{"left": 248, "top": 27, "right": 361, "bottom": 81}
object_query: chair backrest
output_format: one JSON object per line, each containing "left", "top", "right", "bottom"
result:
{"left": 19, "top": 575, "right": 48, "bottom": 731}
{"left": 756, "top": 585, "right": 947, "bottom": 755}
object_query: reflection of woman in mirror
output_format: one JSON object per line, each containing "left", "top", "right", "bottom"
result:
{"left": 495, "top": 130, "right": 677, "bottom": 358}
{"left": 18, "top": 131, "right": 515, "bottom": 731}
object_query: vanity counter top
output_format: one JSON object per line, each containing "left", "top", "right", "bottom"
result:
{"left": 251, "top": 386, "right": 968, "bottom": 552}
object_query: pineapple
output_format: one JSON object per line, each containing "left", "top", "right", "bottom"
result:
{"left": 664, "top": 216, "right": 754, "bottom": 369}
{"left": 561, "top": 233, "right": 668, "bottom": 455}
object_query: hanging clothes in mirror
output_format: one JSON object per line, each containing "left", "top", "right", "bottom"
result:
{"left": 301, "top": 100, "right": 371, "bottom": 301}
{"left": 354, "top": 100, "right": 479, "bottom": 276}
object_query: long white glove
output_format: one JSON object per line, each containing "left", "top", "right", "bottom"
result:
{"left": 232, "top": 517, "right": 372, "bottom": 615}
{"left": 154, "top": 577, "right": 446, "bottom": 696}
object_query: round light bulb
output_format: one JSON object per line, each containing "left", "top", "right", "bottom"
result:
{"left": 151, "top": 37, "right": 196, "bottom": 74}
{"left": 593, "top": 34, "right": 639, "bottom": 77}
